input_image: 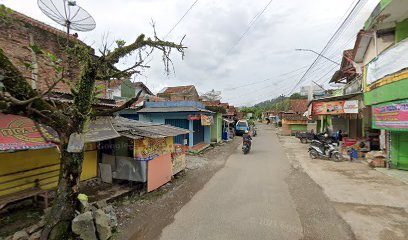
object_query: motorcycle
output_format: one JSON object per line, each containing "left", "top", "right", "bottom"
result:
{"left": 242, "top": 140, "right": 251, "bottom": 154}
{"left": 308, "top": 139, "right": 342, "bottom": 161}
{"left": 252, "top": 127, "right": 257, "bottom": 137}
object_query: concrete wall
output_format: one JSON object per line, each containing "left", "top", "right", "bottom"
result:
{"left": 364, "top": 77, "right": 408, "bottom": 105}
{"left": 363, "top": 34, "right": 394, "bottom": 66}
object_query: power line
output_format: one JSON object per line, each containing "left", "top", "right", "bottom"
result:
{"left": 225, "top": 0, "right": 275, "bottom": 56}
{"left": 164, "top": 0, "right": 199, "bottom": 39}
{"left": 287, "top": 0, "right": 368, "bottom": 95}
{"left": 223, "top": 64, "right": 309, "bottom": 91}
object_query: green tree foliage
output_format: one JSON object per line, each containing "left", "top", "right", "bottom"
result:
{"left": 0, "top": 9, "right": 185, "bottom": 239}
{"left": 289, "top": 92, "right": 307, "bottom": 99}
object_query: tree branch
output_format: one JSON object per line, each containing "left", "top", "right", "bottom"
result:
{"left": 105, "top": 34, "right": 186, "bottom": 64}
{"left": 0, "top": 47, "right": 71, "bottom": 131}
{"left": 92, "top": 89, "right": 143, "bottom": 117}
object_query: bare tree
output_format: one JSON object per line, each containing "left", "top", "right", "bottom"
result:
{"left": 201, "top": 89, "right": 222, "bottom": 101}
{"left": 0, "top": 9, "right": 185, "bottom": 238}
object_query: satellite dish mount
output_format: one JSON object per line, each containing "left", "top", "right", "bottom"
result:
{"left": 38, "top": 0, "right": 96, "bottom": 36}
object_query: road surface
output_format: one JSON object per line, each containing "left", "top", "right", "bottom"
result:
{"left": 158, "top": 125, "right": 355, "bottom": 240}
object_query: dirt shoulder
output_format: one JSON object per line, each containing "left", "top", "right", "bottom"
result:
{"left": 113, "top": 138, "right": 241, "bottom": 240}
{"left": 278, "top": 132, "right": 408, "bottom": 240}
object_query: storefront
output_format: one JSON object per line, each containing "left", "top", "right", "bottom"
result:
{"left": 0, "top": 114, "right": 116, "bottom": 197}
{"left": 311, "top": 97, "right": 361, "bottom": 136}
{"left": 372, "top": 100, "right": 408, "bottom": 170}
{"left": 101, "top": 117, "right": 190, "bottom": 192}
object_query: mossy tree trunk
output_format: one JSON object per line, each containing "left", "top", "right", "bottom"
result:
{"left": 0, "top": 30, "right": 185, "bottom": 239}
{"left": 41, "top": 136, "right": 85, "bottom": 239}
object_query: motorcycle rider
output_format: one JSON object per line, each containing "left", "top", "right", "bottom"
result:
{"left": 243, "top": 130, "right": 252, "bottom": 147}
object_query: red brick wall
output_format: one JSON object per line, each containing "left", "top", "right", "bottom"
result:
{"left": 0, "top": 14, "right": 82, "bottom": 93}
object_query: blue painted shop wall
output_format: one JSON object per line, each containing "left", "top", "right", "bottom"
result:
{"left": 138, "top": 112, "right": 210, "bottom": 147}
{"left": 144, "top": 101, "right": 206, "bottom": 109}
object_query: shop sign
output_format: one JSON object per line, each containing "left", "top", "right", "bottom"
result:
{"left": 0, "top": 113, "right": 56, "bottom": 152}
{"left": 372, "top": 100, "right": 408, "bottom": 131}
{"left": 200, "top": 115, "right": 214, "bottom": 126}
{"left": 187, "top": 114, "right": 201, "bottom": 120}
{"left": 312, "top": 100, "right": 359, "bottom": 115}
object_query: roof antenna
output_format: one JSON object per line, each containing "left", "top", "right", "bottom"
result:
{"left": 38, "top": 0, "right": 96, "bottom": 36}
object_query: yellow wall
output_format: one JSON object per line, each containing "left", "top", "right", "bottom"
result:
{"left": 0, "top": 148, "right": 60, "bottom": 196}
{"left": 0, "top": 144, "right": 98, "bottom": 197}
{"left": 81, "top": 150, "right": 97, "bottom": 181}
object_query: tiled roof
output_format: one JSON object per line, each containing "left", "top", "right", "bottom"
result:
{"left": 107, "top": 79, "right": 124, "bottom": 89}
{"left": 202, "top": 100, "right": 221, "bottom": 107}
{"left": 10, "top": 10, "right": 82, "bottom": 43}
{"left": 133, "top": 82, "right": 154, "bottom": 95}
{"left": 289, "top": 99, "right": 308, "bottom": 113}
{"left": 161, "top": 85, "right": 195, "bottom": 94}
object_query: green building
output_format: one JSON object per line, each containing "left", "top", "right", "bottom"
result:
{"left": 361, "top": 0, "right": 408, "bottom": 170}
{"left": 210, "top": 112, "right": 223, "bottom": 143}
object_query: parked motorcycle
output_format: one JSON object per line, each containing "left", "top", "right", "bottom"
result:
{"left": 308, "top": 139, "right": 342, "bottom": 161}
{"left": 242, "top": 140, "right": 251, "bottom": 154}
{"left": 252, "top": 127, "right": 257, "bottom": 137}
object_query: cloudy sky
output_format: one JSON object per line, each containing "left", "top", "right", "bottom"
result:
{"left": 1, "top": 0, "right": 379, "bottom": 106}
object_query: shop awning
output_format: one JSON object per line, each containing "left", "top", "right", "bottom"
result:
{"left": 112, "top": 117, "right": 190, "bottom": 139}
{"left": 223, "top": 118, "right": 235, "bottom": 124}
{"left": 84, "top": 117, "right": 121, "bottom": 142}
{"left": 137, "top": 107, "right": 214, "bottom": 114}
{"left": 0, "top": 113, "right": 56, "bottom": 152}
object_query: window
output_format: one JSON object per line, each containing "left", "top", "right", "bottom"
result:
{"left": 237, "top": 122, "right": 248, "bottom": 127}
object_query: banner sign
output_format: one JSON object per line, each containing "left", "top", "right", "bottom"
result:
{"left": 0, "top": 113, "right": 56, "bottom": 152}
{"left": 312, "top": 100, "right": 359, "bottom": 115}
{"left": 134, "top": 138, "right": 172, "bottom": 161}
{"left": 373, "top": 100, "right": 408, "bottom": 131}
{"left": 200, "top": 115, "right": 214, "bottom": 126}
{"left": 84, "top": 117, "right": 120, "bottom": 143}
{"left": 187, "top": 114, "right": 200, "bottom": 121}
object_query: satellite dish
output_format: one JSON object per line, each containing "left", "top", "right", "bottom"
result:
{"left": 38, "top": 0, "right": 96, "bottom": 34}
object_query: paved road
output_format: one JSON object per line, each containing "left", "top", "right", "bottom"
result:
{"left": 158, "top": 125, "right": 354, "bottom": 240}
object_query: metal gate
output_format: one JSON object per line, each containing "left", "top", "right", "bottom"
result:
{"left": 165, "top": 119, "right": 189, "bottom": 145}
{"left": 391, "top": 132, "right": 408, "bottom": 170}
{"left": 193, "top": 120, "right": 204, "bottom": 145}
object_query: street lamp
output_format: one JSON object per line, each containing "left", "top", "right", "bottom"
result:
{"left": 295, "top": 48, "right": 340, "bottom": 65}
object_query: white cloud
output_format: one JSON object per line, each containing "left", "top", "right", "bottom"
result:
{"left": 1, "top": 0, "right": 379, "bottom": 106}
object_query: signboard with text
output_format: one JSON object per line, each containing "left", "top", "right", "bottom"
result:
{"left": 373, "top": 100, "right": 408, "bottom": 131}
{"left": 200, "top": 115, "right": 214, "bottom": 126}
{"left": 187, "top": 114, "right": 201, "bottom": 121}
{"left": 0, "top": 113, "right": 56, "bottom": 152}
{"left": 312, "top": 100, "right": 358, "bottom": 115}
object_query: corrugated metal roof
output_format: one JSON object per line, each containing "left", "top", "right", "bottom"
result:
{"left": 282, "top": 114, "right": 308, "bottom": 121}
{"left": 138, "top": 107, "right": 213, "bottom": 114}
{"left": 112, "top": 117, "right": 190, "bottom": 139}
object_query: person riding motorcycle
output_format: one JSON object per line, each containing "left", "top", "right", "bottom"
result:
{"left": 242, "top": 130, "right": 252, "bottom": 147}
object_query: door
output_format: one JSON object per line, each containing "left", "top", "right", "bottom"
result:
{"left": 165, "top": 119, "right": 189, "bottom": 145}
{"left": 391, "top": 132, "right": 408, "bottom": 170}
{"left": 193, "top": 120, "right": 204, "bottom": 145}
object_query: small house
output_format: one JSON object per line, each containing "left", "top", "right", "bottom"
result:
{"left": 100, "top": 117, "right": 190, "bottom": 192}
{"left": 157, "top": 85, "right": 200, "bottom": 101}
{"left": 137, "top": 101, "right": 214, "bottom": 148}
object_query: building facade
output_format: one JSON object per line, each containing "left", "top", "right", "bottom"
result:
{"left": 362, "top": 0, "right": 408, "bottom": 170}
